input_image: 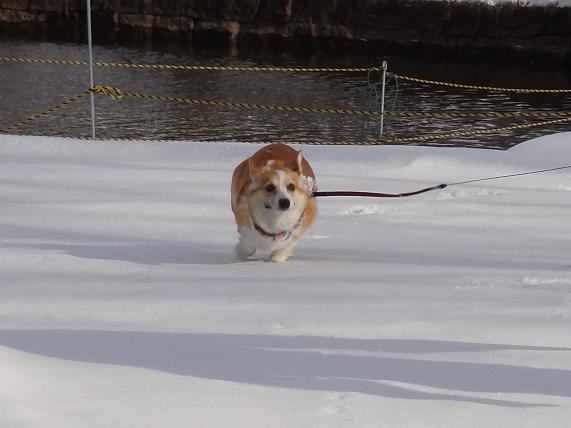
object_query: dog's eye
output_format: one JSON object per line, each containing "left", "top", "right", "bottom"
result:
{"left": 265, "top": 184, "right": 276, "bottom": 193}
{"left": 287, "top": 183, "right": 296, "bottom": 192}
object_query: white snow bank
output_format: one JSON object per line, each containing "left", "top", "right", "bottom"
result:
{"left": 461, "top": 0, "right": 571, "bottom": 6}
{"left": 0, "top": 133, "right": 570, "bottom": 428}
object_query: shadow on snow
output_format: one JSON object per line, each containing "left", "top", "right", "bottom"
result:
{"left": 0, "top": 329, "right": 569, "bottom": 407}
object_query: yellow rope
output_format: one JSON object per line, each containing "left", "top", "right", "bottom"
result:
{"left": 251, "top": 117, "right": 571, "bottom": 144}
{"left": 4, "top": 115, "right": 568, "bottom": 147}
{"left": 3, "top": 86, "right": 567, "bottom": 145}
{"left": 91, "top": 85, "right": 123, "bottom": 100}
{"left": 386, "top": 111, "right": 571, "bottom": 119}
{"left": 0, "top": 91, "right": 89, "bottom": 133}
{"left": 394, "top": 117, "right": 571, "bottom": 143}
{"left": 86, "top": 84, "right": 571, "bottom": 144}
{"left": 4, "top": 56, "right": 571, "bottom": 93}
{"left": 89, "top": 85, "right": 571, "bottom": 119}
{"left": 0, "top": 56, "right": 369, "bottom": 73}
{"left": 271, "top": 117, "right": 571, "bottom": 144}
{"left": 394, "top": 74, "right": 571, "bottom": 94}
{"left": 120, "top": 90, "right": 386, "bottom": 115}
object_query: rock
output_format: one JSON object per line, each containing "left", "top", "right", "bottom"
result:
{"left": 223, "top": 0, "right": 260, "bottom": 21}
{"left": 117, "top": 13, "right": 153, "bottom": 43}
{"left": 0, "top": 0, "right": 30, "bottom": 10}
{"left": 29, "top": 0, "right": 69, "bottom": 12}
{"left": 0, "top": 8, "right": 37, "bottom": 35}
{"left": 447, "top": 2, "right": 481, "bottom": 37}
{"left": 257, "top": 0, "right": 292, "bottom": 22}
{"left": 185, "top": 0, "right": 259, "bottom": 21}
{"left": 193, "top": 19, "right": 241, "bottom": 46}
{"left": 142, "top": 0, "right": 188, "bottom": 17}
{"left": 409, "top": 1, "right": 448, "bottom": 34}
{"left": 103, "top": 0, "right": 142, "bottom": 14}
{"left": 292, "top": 0, "right": 339, "bottom": 24}
{"left": 545, "top": 6, "right": 571, "bottom": 35}
{"left": 511, "top": 6, "right": 547, "bottom": 38}
{"left": 478, "top": 3, "right": 509, "bottom": 38}
{"left": 1, "top": 0, "right": 571, "bottom": 65}
{"left": 239, "top": 22, "right": 281, "bottom": 48}
{"left": 535, "top": 35, "right": 570, "bottom": 60}
{"left": 376, "top": 0, "right": 412, "bottom": 31}
{"left": 338, "top": 0, "right": 385, "bottom": 28}
{"left": 90, "top": 11, "right": 119, "bottom": 43}
{"left": 153, "top": 15, "right": 193, "bottom": 43}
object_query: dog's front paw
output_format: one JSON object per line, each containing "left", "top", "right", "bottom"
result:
{"left": 235, "top": 242, "right": 255, "bottom": 260}
{"left": 268, "top": 249, "right": 292, "bottom": 263}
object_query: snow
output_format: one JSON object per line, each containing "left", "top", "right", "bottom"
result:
{"left": 0, "top": 132, "right": 570, "bottom": 427}
{"left": 461, "top": 0, "right": 571, "bottom": 6}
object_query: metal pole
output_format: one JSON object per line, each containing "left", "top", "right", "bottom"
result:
{"left": 86, "top": 0, "right": 96, "bottom": 139}
{"left": 379, "top": 60, "right": 387, "bottom": 140}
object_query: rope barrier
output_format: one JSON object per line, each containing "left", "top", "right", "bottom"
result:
{"left": 394, "top": 117, "right": 571, "bottom": 143}
{"left": 385, "top": 111, "right": 571, "bottom": 119}
{"left": 0, "top": 91, "right": 89, "bottom": 133}
{"left": 3, "top": 55, "right": 571, "bottom": 93}
{"left": 92, "top": 86, "right": 385, "bottom": 115}
{"left": 1, "top": 123, "right": 567, "bottom": 146}
{"left": 392, "top": 73, "right": 571, "bottom": 94}
{"left": 89, "top": 85, "right": 571, "bottom": 119}
{"left": 2, "top": 85, "right": 567, "bottom": 145}
{"left": 84, "top": 84, "right": 571, "bottom": 144}
{"left": 0, "top": 56, "right": 369, "bottom": 73}
{"left": 1, "top": 47, "right": 568, "bottom": 144}
{"left": 270, "top": 116, "right": 571, "bottom": 144}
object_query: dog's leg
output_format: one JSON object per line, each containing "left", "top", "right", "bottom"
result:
{"left": 235, "top": 234, "right": 256, "bottom": 260}
{"left": 268, "top": 240, "right": 299, "bottom": 263}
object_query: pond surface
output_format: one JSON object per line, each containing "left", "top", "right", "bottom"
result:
{"left": 1, "top": 39, "right": 571, "bottom": 149}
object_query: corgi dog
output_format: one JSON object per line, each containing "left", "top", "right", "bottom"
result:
{"left": 231, "top": 144, "right": 317, "bottom": 262}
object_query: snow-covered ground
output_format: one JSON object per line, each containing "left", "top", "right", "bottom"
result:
{"left": 0, "top": 133, "right": 570, "bottom": 428}
{"left": 463, "top": 0, "right": 571, "bottom": 6}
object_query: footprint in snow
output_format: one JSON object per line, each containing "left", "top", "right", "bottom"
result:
{"left": 337, "top": 205, "right": 388, "bottom": 216}
{"left": 321, "top": 392, "right": 355, "bottom": 421}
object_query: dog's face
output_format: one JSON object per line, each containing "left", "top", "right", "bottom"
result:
{"left": 248, "top": 162, "right": 312, "bottom": 234}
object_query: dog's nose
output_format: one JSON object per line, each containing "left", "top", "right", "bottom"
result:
{"left": 278, "top": 198, "right": 290, "bottom": 210}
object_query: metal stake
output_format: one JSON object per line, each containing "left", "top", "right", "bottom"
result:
{"left": 379, "top": 60, "right": 388, "bottom": 140}
{"left": 86, "top": 0, "right": 96, "bottom": 139}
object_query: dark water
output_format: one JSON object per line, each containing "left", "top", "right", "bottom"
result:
{"left": 1, "top": 39, "right": 571, "bottom": 149}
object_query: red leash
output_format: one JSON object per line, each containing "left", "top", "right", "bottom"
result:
{"left": 312, "top": 183, "right": 447, "bottom": 199}
{"left": 311, "top": 164, "right": 571, "bottom": 199}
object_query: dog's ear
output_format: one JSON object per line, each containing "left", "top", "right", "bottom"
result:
{"left": 292, "top": 150, "right": 304, "bottom": 174}
{"left": 248, "top": 157, "right": 261, "bottom": 181}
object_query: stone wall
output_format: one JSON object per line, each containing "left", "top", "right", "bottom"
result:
{"left": 1, "top": 0, "right": 570, "bottom": 65}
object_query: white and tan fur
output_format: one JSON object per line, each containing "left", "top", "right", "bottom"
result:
{"left": 231, "top": 144, "right": 317, "bottom": 262}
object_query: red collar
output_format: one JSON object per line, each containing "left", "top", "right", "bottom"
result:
{"left": 253, "top": 215, "right": 304, "bottom": 242}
